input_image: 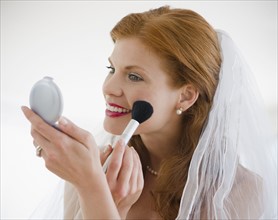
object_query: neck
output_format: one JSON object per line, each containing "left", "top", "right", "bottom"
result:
{"left": 140, "top": 123, "right": 182, "bottom": 171}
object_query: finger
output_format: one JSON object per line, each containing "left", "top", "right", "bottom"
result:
{"left": 136, "top": 152, "right": 144, "bottom": 190}
{"left": 129, "top": 147, "right": 139, "bottom": 193}
{"left": 31, "top": 128, "right": 51, "bottom": 153}
{"left": 106, "top": 139, "right": 125, "bottom": 182}
{"left": 21, "top": 106, "right": 61, "bottom": 141}
{"left": 134, "top": 149, "right": 144, "bottom": 190}
{"left": 117, "top": 147, "right": 133, "bottom": 187}
{"left": 57, "top": 117, "right": 97, "bottom": 149}
{"left": 100, "top": 145, "right": 113, "bottom": 165}
{"left": 32, "top": 136, "right": 47, "bottom": 159}
{"left": 35, "top": 145, "right": 44, "bottom": 158}
{"left": 33, "top": 140, "right": 39, "bottom": 148}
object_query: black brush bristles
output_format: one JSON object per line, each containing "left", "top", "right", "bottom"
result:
{"left": 132, "top": 100, "right": 153, "bottom": 124}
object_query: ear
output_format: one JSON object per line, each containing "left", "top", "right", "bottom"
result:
{"left": 177, "top": 84, "right": 199, "bottom": 111}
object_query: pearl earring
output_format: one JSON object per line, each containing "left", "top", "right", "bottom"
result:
{"left": 176, "top": 107, "right": 183, "bottom": 115}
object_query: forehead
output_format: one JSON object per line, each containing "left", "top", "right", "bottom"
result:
{"left": 110, "top": 38, "right": 162, "bottom": 71}
{"left": 109, "top": 37, "right": 178, "bottom": 88}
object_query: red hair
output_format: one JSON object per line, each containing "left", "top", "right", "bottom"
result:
{"left": 111, "top": 6, "right": 221, "bottom": 219}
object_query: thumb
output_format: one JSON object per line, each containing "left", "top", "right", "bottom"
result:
{"left": 57, "top": 116, "right": 97, "bottom": 149}
{"left": 100, "top": 145, "right": 113, "bottom": 165}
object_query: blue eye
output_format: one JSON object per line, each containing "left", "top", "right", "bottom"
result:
{"left": 106, "top": 66, "right": 115, "bottom": 74}
{"left": 128, "top": 73, "right": 143, "bottom": 82}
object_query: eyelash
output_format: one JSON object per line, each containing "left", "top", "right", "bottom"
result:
{"left": 106, "top": 66, "right": 115, "bottom": 74}
{"left": 106, "top": 66, "right": 143, "bottom": 82}
{"left": 128, "top": 73, "right": 143, "bottom": 82}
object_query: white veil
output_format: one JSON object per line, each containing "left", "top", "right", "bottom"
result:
{"left": 29, "top": 30, "right": 277, "bottom": 220}
{"left": 176, "top": 30, "right": 277, "bottom": 219}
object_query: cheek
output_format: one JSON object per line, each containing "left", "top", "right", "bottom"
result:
{"left": 135, "top": 97, "right": 177, "bottom": 133}
{"left": 103, "top": 116, "right": 131, "bottom": 135}
{"left": 103, "top": 88, "right": 177, "bottom": 135}
{"left": 148, "top": 89, "right": 178, "bottom": 116}
{"left": 135, "top": 107, "right": 174, "bottom": 134}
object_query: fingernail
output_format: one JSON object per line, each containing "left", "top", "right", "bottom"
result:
{"left": 59, "top": 117, "right": 67, "bottom": 126}
{"left": 118, "top": 139, "right": 125, "bottom": 147}
{"left": 21, "top": 106, "right": 27, "bottom": 113}
{"left": 103, "top": 145, "right": 112, "bottom": 154}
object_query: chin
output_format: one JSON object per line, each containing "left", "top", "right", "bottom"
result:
{"left": 103, "top": 118, "right": 124, "bottom": 135}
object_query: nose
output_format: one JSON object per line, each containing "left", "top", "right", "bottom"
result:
{"left": 102, "top": 73, "right": 123, "bottom": 98}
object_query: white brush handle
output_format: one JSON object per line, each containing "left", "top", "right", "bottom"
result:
{"left": 103, "top": 119, "right": 139, "bottom": 171}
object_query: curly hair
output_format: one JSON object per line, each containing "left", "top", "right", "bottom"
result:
{"left": 111, "top": 6, "right": 221, "bottom": 220}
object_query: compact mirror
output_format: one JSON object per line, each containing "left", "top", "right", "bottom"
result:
{"left": 29, "top": 76, "right": 63, "bottom": 125}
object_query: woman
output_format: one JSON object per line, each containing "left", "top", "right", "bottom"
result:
{"left": 22, "top": 6, "right": 277, "bottom": 220}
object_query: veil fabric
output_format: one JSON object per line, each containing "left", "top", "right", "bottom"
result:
{"left": 29, "top": 30, "right": 277, "bottom": 219}
{"left": 176, "top": 30, "right": 277, "bottom": 219}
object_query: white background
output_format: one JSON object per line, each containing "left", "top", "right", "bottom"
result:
{"left": 1, "top": 1, "right": 277, "bottom": 219}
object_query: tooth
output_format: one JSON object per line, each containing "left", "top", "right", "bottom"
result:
{"left": 106, "top": 103, "right": 131, "bottom": 113}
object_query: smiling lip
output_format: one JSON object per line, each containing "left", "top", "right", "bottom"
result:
{"left": 105, "top": 103, "right": 131, "bottom": 118}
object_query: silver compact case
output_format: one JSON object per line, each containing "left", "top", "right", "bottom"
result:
{"left": 29, "top": 76, "right": 63, "bottom": 125}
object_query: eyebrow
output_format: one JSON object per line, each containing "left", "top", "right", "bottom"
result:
{"left": 108, "top": 57, "right": 149, "bottom": 74}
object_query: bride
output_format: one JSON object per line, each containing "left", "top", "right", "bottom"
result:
{"left": 22, "top": 6, "right": 277, "bottom": 220}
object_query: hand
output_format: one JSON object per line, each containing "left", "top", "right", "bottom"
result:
{"left": 104, "top": 139, "right": 144, "bottom": 219}
{"left": 21, "top": 106, "right": 103, "bottom": 189}
{"left": 100, "top": 144, "right": 113, "bottom": 165}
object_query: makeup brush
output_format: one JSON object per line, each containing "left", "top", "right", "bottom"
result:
{"left": 103, "top": 100, "right": 153, "bottom": 171}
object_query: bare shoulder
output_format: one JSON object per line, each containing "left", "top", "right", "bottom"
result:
{"left": 233, "top": 164, "right": 263, "bottom": 199}
{"left": 235, "top": 164, "right": 262, "bottom": 185}
{"left": 225, "top": 164, "right": 263, "bottom": 219}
